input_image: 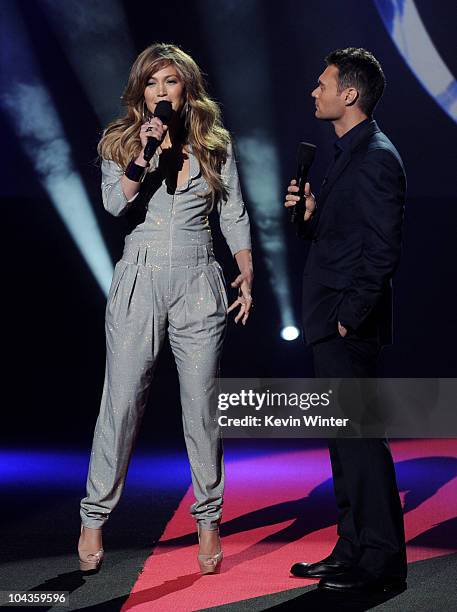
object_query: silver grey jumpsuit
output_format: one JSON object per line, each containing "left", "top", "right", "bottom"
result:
{"left": 80, "top": 142, "right": 251, "bottom": 530}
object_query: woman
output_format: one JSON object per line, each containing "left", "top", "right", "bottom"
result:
{"left": 78, "top": 43, "right": 253, "bottom": 575}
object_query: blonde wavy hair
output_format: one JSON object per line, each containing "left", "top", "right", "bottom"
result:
{"left": 98, "top": 43, "right": 230, "bottom": 199}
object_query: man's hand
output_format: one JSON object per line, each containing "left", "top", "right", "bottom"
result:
{"left": 284, "top": 179, "right": 316, "bottom": 221}
{"left": 338, "top": 321, "right": 347, "bottom": 337}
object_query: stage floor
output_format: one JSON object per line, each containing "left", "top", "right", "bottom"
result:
{"left": 0, "top": 439, "right": 456, "bottom": 611}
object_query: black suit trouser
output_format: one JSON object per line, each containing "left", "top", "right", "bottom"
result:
{"left": 312, "top": 333, "right": 407, "bottom": 579}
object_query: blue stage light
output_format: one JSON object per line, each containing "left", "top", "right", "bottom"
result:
{"left": 196, "top": 1, "right": 297, "bottom": 331}
{"left": 39, "top": 0, "right": 136, "bottom": 126}
{"left": 0, "top": 449, "right": 189, "bottom": 489}
{"left": 237, "top": 132, "right": 296, "bottom": 330}
{"left": 375, "top": 0, "right": 457, "bottom": 123}
{"left": 0, "top": 1, "right": 113, "bottom": 295}
{"left": 281, "top": 326, "right": 300, "bottom": 341}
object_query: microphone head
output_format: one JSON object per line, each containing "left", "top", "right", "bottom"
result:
{"left": 154, "top": 100, "right": 173, "bottom": 123}
{"left": 297, "top": 142, "right": 317, "bottom": 167}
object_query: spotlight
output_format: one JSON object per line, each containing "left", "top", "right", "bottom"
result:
{"left": 40, "top": 0, "right": 136, "bottom": 126}
{"left": 0, "top": 3, "right": 113, "bottom": 296}
{"left": 196, "top": 2, "right": 298, "bottom": 331}
{"left": 281, "top": 326, "right": 300, "bottom": 341}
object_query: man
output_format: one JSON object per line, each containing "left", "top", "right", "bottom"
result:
{"left": 284, "top": 48, "right": 407, "bottom": 594}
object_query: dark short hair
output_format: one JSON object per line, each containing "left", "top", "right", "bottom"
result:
{"left": 325, "top": 47, "right": 386, "bottom": 116}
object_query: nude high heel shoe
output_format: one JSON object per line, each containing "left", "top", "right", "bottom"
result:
{"left": 197, "top": 526, "right": 223, "bottom": 575}
{"left": 78, "top": 525, "right": 104, "bottom": 573}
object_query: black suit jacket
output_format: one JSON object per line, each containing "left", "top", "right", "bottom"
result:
{"left": 296, "top": 120, "right": 406, "bottom": 345}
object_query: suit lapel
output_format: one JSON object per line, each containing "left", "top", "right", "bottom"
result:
{"left": 319, "top": 148, "right": 351, "bottom": 205}
{"left": 316, "top": 120, "right": 380, "bottom": 212}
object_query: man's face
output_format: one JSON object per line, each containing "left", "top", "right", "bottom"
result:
{"left": 311, "top": 64, "right": 346, "bottom": 121}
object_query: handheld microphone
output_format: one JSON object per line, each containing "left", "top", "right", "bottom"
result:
{"left": 143, "top": 100, "right": 173, "bottom": 162}
{"left": 290, "top": 142, "right": 317, "bottom": 224}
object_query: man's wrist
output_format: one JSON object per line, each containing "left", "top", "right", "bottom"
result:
{"left": 304, "top": 200, "right": 317, "bottom": 221}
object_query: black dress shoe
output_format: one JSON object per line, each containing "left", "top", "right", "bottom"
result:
{"left": 318, "top": 566, "right": 407, "bottom": 594}
{"left": 290, "top": 555, "right": 353, "bottom": 578}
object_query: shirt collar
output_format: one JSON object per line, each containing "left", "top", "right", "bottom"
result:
{"left": 188, "top": 144, "right": 200, "bottom": 180}
{"left": 335, "top": 117, "right": 371, "bottom": 154}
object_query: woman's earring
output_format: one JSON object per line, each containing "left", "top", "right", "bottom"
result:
{"left": 181, "top": 99, "right": 189, "bottom": 119}
{"left": 142, "top": 100, "right": 151, "bottom": 122}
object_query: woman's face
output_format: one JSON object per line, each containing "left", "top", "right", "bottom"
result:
{"left": 144, "top": 64, "right": 186, "bottom": 116}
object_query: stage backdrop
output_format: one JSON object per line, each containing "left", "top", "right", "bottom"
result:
{"left": 1, "top": 0, "right": 456, "bottom": 445}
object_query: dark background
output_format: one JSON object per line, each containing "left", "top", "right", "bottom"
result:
{"left": 2, "top": 0, "right": 456, "bottom": 448}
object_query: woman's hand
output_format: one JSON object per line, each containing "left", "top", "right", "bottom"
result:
{"left": 227, "top": 271, "right": 253, "bottom": 325}
{"left": 139, "top": 117, "right": 168, "bottom": 152}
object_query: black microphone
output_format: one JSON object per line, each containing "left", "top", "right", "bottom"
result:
{"left": 290, "top": 142, "right": 317, "bottom": 224}
{"left": 143, "top": 100, "right": 173, "bottom": 162}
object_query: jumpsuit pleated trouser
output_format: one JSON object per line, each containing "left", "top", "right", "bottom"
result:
{"left": 80, "top": 143, "right": 251, "bottom": 531}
